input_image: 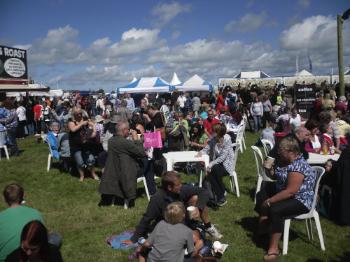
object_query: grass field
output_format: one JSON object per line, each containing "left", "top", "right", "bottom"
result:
{"left": 1, "top": 133, "right": 350, "bottom": 262}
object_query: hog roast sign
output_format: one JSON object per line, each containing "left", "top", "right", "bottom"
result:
{"left": 0, "top": 45, "right": 28, "bottom": 80}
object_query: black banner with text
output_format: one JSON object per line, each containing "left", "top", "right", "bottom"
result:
{"left": 0, "top": 45, "right": 28, "bottom": 80}
{"left": 294, "top": 84, "right": 316, "bottom": 118}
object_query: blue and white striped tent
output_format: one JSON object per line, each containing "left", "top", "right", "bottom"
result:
{"left": 175, "top": 74, "right": 213, "bottom": 92}
{"left": 117, "top": 77, "right": 172, "bottom": 94}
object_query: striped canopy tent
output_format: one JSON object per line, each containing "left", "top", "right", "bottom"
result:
{"left": 175, "top": 74, "right": 213, "bottom": 92}
{"left": 117, "top": 77, "right": 172, "bottom": 94}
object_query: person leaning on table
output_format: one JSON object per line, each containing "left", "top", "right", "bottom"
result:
{"left": 256, "top": 136, "right": 317, "bottom": 261}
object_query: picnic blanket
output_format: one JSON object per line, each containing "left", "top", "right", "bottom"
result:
{"left": 106, "top": 231, "right": 138, "bottom": 250}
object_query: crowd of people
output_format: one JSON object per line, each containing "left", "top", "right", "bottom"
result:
{"left": 1, "top": 84, "right": 350, "bottom": 261}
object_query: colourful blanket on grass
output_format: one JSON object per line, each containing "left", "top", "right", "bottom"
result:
{"left": 106, "top": 231, "right": 138, "bottom": 250}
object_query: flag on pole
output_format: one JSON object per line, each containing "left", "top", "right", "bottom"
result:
{"left": 308, "top": 54, "right": 313, "bottom": 73}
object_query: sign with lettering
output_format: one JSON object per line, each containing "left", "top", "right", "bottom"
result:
{"left": 294, "top": 84, "right": 316, "bottom": 118}
{"left": 0, "top": 45, "right": 28, "bottom": 80}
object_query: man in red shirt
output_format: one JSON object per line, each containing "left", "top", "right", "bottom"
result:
{"left": 203, "top": 109, "right": 220, "bottom": 135}
{"left": 33, "top": 102, "right": 43, "bottom": 135}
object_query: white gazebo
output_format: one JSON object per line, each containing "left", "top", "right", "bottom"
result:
{"left": 170, "top": 72, "right": 182, "bottom": 86}
{"left": 234, "top": 70, "right": 271, "bottom": 79}
{"left": 175, "top": 74, "right": 213, "bottom": 92}
{"left": 295, "top": 69, "right": 313, "bottom": 76}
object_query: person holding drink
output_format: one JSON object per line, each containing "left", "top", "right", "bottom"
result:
{"left": 256, "top": 136, "right": 316, "bottom": 261}
{"left": 68, "top": 109, "right": 99, "bottom": 182}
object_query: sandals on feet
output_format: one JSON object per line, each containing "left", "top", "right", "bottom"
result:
{"left": 263, "top": 252, "right": 280, "bottom": 261}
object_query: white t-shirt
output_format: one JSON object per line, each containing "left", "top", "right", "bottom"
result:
{"left": 16, "top": 106, "right": 26, "bottom": 121}
{"left": 289, "top": 114, "right": 301, "bottom": 128}
{"left": 311, "top": 135, "right": 321, "bottom": 150}
{"left": 177, "top": 96, "right": 187, "bottom": 108}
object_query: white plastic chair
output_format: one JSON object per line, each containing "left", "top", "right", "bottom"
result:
{"left": 240, "top": 119, "right": 247, "bottom": 150}
{"left": 229, "top": 143, "right": 240, "bottom": 197}
{"left": 261, "top": 139, "right": 274, "bottom": 157}
{"left": 282, "top": 166, "right": 326, "bottom": 255}
{"left": 46, "top": 138, "right": 61, "bottom": 172}
{"left": 46, "top": 140, "right": 54, "bottom": 172}
{"left": 235, "top": 123, "right": 246, "bottom": 153}
{"left": 251, "top": 146, "right": 275, "bottom": 203}
{"left": 0, "top": 145, "right": 10, "bottom": 160}
{"left": 124, "top": 176, "right": 150, "bottom": 209}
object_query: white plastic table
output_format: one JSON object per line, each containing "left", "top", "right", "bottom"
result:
{"left": 162, "top": 151, "right": 210, "bottom": 187}
{"left": 307, "top": 152, "right": 340, "bottom": 165}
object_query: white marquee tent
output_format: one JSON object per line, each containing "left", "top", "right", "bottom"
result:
{"left": 175, "top": 74, "right": 213, "bottom": 92}
{"left": 170, "top": 72, "right": 182, "bottom": 86}
{"left": 234, "top": 70, "right": 270, "bottom": 79}
{"left": 295, "top": 69, "right": 313, "bottom": 76}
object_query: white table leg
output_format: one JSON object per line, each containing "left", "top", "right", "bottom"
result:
{"left": 166, "top": 159, "right": 173, "bottom": 171}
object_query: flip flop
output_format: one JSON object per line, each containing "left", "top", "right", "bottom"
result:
{"left": 263, "top": 252, "right": 280, "bottom": 261}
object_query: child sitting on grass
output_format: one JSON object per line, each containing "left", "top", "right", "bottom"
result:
{"left": 138, "top": 202, "right": 201, "bottom": 262}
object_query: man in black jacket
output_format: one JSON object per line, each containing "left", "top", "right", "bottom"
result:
{"left": 128, "top": 171, "right": 223, "bottom": 243}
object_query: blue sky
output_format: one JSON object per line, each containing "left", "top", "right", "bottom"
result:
{"left": 1, "top": 0, "right": 350, "bottom": 91}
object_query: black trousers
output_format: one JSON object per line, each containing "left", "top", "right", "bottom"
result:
{"left": 261, "top": 198, "right": 309, "bottom": 233}
{"left": 207, "top": 163, "right": 229, "bottom": 201}
{"left": 262, "top": 111, "right": 271, "bottom": 128}
{"left": 139, "top": 158, "right": 156, "bottom": 195}
{"left": 16, "top": 120, "right": 26, "bottom": 138}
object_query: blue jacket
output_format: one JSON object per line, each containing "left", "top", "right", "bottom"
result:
{"left": 47, "top": 132, "right": 60, "bottom": 159}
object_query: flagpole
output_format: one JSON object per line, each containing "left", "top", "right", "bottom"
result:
{"left": 337, "top": 9, "right": 350, "bottom": 96}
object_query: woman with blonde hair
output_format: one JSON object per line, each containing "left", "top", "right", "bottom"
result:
{"left": 68, "top": 108, "right": 99, "bottom": 181}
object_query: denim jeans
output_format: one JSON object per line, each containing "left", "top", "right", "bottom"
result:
{"left": 73, "top": 150, "right": 95, "bottom": 169}
{"left": 0, "top": 131, "right": 6, "bottom": 146}
{"left": 6, "top": 127, "right": 19, "bottom": 155}
{"left": 26, "top": 122, "right": 34, "bottom": 135}
{"left": 253, "top": 115, "right": 262, "bottom": 132}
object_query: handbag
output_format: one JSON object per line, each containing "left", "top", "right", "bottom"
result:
{"left": 143, "top": 131, "right": 163, "bottom": 149}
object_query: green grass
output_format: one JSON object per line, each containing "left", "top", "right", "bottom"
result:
{"left": 1, "top": 133, "right": 350, "bottom": 262}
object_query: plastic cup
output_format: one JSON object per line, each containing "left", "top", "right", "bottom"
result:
{"left": 187, "top": 206, "right": 196, "bottom": 219}
{"left": 264, "top": 156, "right": 275, "bottom": 169}
{"left": 213, "top": 241, "right": 223, "bottom": 252}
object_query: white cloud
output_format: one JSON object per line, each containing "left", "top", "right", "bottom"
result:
{"left": 298, "top": 0, "right": 311, "bottom": 9}
{"left": 27, "top": 25, "right": 81, "bottom": 65}
{"left": 151, "top": 2, "right": 191, "bottom": 26}
{"left": 76, "top": 27, "right": 163, "bottom": 64}
{"left": 91, "top": 37, "right": 111, "bottom": 47}
{"left": 14, "top": 44, "right": 31, "bottom": 50}
{"left": 279, "top": 15, "right": 349, "bottom": 73}
{"left": 225, "top": 12, "right": 268, "bottom": 32}
{"left": 24, "top": 15, "right": 350, "bottom": 91}
{"left": 281, "top": 15, "right": 336, "bottom": 51}
{"left": 48, "top": 75, "right": 63, "bottom": 85}
{"left": 171, "top": 31, "right": 181, "bottom": 39}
